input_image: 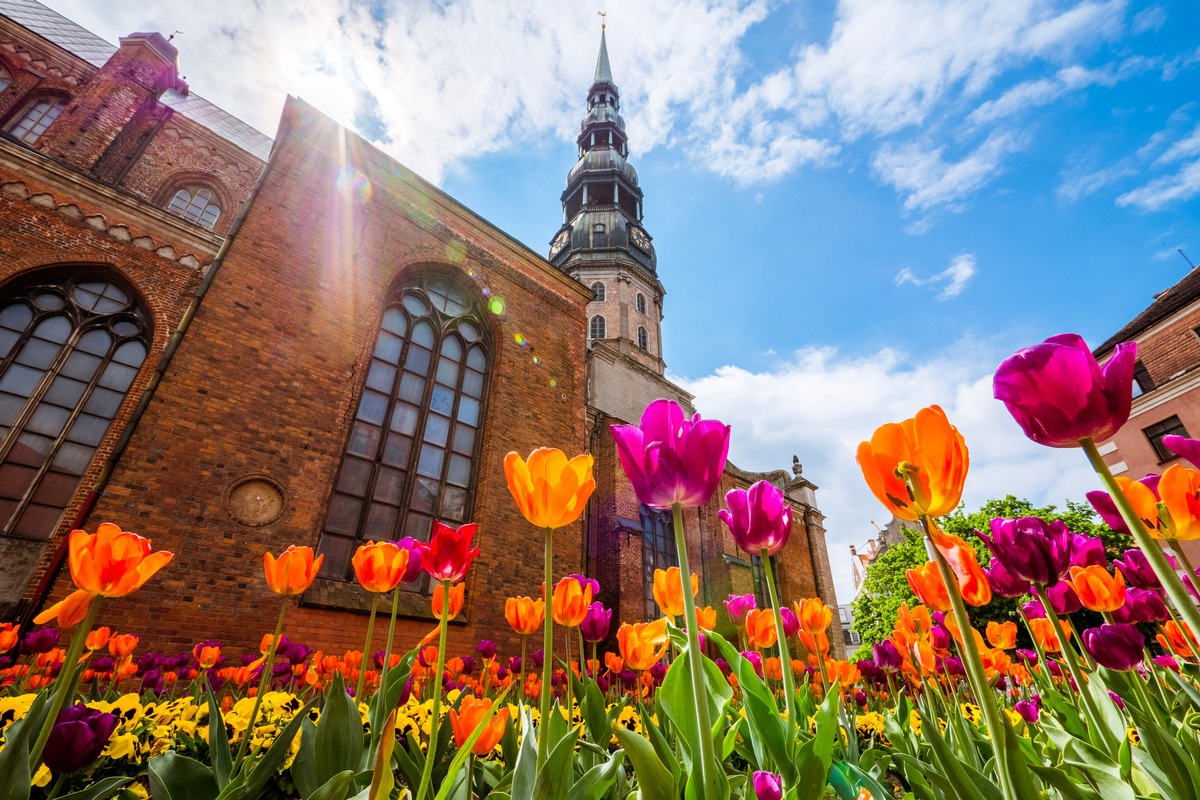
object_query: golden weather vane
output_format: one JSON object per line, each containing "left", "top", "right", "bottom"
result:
{"left": 598, "top": 10, "right": 606, "bottom": 29}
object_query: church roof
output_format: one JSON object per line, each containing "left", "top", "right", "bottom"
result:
{"left": 0, "top": 0, "right": 273, "bottom": 161}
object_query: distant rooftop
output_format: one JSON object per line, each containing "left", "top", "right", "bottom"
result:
{"left": 0, "top": 0, "right": 272, "bottom": 160}
{"left": 1095, "top": 267, "right": 1200, "bottom": 358}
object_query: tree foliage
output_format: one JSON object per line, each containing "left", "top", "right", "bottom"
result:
{"left": 850, "top": 494, "right": 1134, "bottom": 659}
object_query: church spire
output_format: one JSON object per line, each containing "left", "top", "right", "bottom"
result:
{"left": 593, "top": 27, "right": 613, "bottom": 88}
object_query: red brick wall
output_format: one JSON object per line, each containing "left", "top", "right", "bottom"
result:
{"left": 36, "top": 100, "right": 591, "bottom": 661}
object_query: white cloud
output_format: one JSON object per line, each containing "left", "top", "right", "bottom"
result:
{"left": 872, "top": 131, "right": 1029, "bottom": 212}
{"left": 896, "top": 253, "right": 978, "bottom": 299}
{"left": 1117, "top": 123, "right": 1200, "bottom": 211}
{"left": 1132, "top": 5, "right": 1167, "bottom": 34}
{"left": 674, "top": 338, "right": 1098, "bottom": 605}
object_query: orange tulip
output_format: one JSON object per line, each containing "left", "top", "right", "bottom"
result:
{"left": 1156, "top": 465, "right": 1200, "bottom": 541}
{"left": 856, "top": 405, "right": 968, "bottom": 522}
{"left": 926, "top": 523, "right": 992, "bottom": 607}
{"left": 432, "top": 582, "right": 466, "bottom": 621}
{"left": 605, "top": 652, "right": 624, "bottom": 674}
{"left": 980, "top": 648, "right": 1011, "bottom": 682}
{"left": 551, "top": 576, "right": 592, "bottom": 627}
{"left": 449, "top": 695, "right": 509, "bottom": 755}
{"left": 504, "top": 448, "right": 595, "bottom": 529}
{"left": 894, "top": 603, "right": 932, "bottom": 644}
{"left": 795, "top": 598, "right": 833, "bottom": 634}
{"left": 1115, "top": 476, "right": 1159, "bottom": 533}
{"left": 943, "top": 615, "right": 985, "bottom": 650}
{"left": 617, "top": 619, "right": 669, "bottom": 671}
{"left": 85, "top": 627, "right": 111, "bottom": 651}
{"left": 986, "top": 621, "right": 1017, "bottom": 650}
{"left": 696, "top": 605, "right": 717, "bottom": 631}
{"left": 1029, "top": 617, "right": 1069, "bottom": 653}
{"left": 34, "top": 522, "right": 174, "bottom": 627}
{"left": 906, "top": 562, "right": 951, "bottom": 612}
{"left": 0, "top": 623, "right": 18, "bottom": 655}
{"left": 193, "top": 642, "right": 222, "bottom": 669}
{"left": 1066, "top": 565, "right": 1126, "bottom": 613}
{"left": 263, "top": 545, "right": 323, "bottom": 595}
{"left": 827, "top": 659, "right": 861, "bottom": 686}
{"left": 1157, "top": 620, "right": 1196, "bottom": 659}
{"left": 108, "top": 633, "right": 139, "bottom": 658}
{"left": 505, "top": 596, "right": 544, "bottom": 635}
{"left": 745, "top": 608, "right": 779, "bottom": 650}
{"left": 801, "top": 630, "right": 830, "bottom": 657}
{"left": 652, "top": 566, "right": 697, "bottom": 618}
{"left": 352, "top": 541, "right": 410, "bottom": 593}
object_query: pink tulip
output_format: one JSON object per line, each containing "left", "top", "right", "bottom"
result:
{"left": 611, "top": 399, "right": 730, "bottom": 510}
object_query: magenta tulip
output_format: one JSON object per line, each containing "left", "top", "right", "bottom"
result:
{"left": 1081, "top": 623, "right": 1144, "bottom": 672}
{"left": 1047, "top": 580, "right": 1082, "bottom": 615}
{"left": 611, "top": 399, "right": 730, "bottom": 510}
{"left": 1163, "top": 434, "right": 1200, "bottom": 467}
{"left": 569, "top": 573, "right": 601, "bottom": 598}
{"left": 44, "top": 703, "right": 119, "bottom": 773}
{"left": 993, "top": 333, "right": 1137, "bottom": 447}
{"left": 395, "top": 536, "right": 426, "bottom": 583}
{"left": 1114, "top": 549, "right": 1164, "bottom": 590}
{"left": 980, "top": 517, "right": 1072, "bottom": 586}
{"left": 752, "top": 771, "right": 783, "bottom": 800}
{"left": 987, "top": 560, "right": 1032, "bottom": 598}
{"left": 780, "top": 606, "right": 800, "bottom": 638}
{"left": 1069, "top": 533, "right": 1107, "bottom": 569}
{"left": 719, "top": 480, "right": 791, "bottom": 556}
{"left": 725, "top": 593, "right": 757, "bottom": 626}
{"left": 580, "top": 601, "right": 612, "bottom": 643}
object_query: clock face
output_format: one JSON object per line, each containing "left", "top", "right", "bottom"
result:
{"left": 629, "top": 226, "right": 650, "bottom": 251}
{"left": 550, "top": 229, "right": 570, "bottom": 256}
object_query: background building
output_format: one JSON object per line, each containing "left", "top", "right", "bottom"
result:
{"left": 1095, "top": 263, "right": 1200, "bottom": 567}
{"left": 0, "top": 3, "right": 838, "bottom": 656}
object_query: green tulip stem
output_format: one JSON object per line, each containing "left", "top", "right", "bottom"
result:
{"left": 520, "top": 635, "right": 527, "bottom": 696}
{"left": 45, "top": 775, "right": 65, "bottom": 800}
{"left": 538, "top": 526, "right": 555, "bottom": 769}
{"left": 415, "top": 578, "right": 452, "bottom": 800}
{"left": 231, "top": 597, "right": 287, "bottom": 772}
{"left": 672, "top": 502, "right": 722, "bottom": 799}
{"left": 761, "top": 549, "right": 799, "bottom": 731}
{"left": 920, "top": 516, "right": 1014, "bottom": 800}
{"left": 1014, "top": 604, "right": 1047, "bottom": 667}
{"left": 382, "top": 587, "right": 401, "bottom": 682}
{"left": 29, "top": 596, "right": 103, "bottom": 772}
{"left": 356, "top": 592, "right": 380, "bottom": 701}
{"left": 1032, "top": 584, "right": 1115, "bottom": 752}
{"left": 1082, "top": 437, "right": 1200, "bottom": 646}
{"left": 1171, "top": 539, "right": 1200, "bottom": 587}
{"left": 564, "top": 623, "right": 573, "bottom": 731}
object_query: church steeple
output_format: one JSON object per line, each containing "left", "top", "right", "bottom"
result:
{"left": 549, "top": 28, "right": 665, "bottom": 372}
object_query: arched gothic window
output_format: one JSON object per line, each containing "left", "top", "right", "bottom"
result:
{"left": 637, "top": 326, "right": 648, "bottom": 351}
{"left": 641, "top": 504, "right": 677, "bottom": 620}
{"left": 317, "top": 274, "right": 490, "bottom": 586}
{"left": 8, "top": 97, "right": 66, "bottom": 145}
{"left": 636, "top": 292, "right": 646, "bottom": 314}
{"left": 0, "top": 274, "right": 149, "bottom": 539}
{"left": 590, "top": 282, "right": 605, "bottom": 301}
{"left": 589, "top": 315, "right": 606, "bottom": 340}
{"left": 167, "top": 186, "right": 221, "bottom": 230}
{"left": 0, "top": 66, "right": 12, "bottom": 94}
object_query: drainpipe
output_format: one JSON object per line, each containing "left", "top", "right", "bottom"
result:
{"left": 20, "top": 126, "right": 284, "bottom": 627}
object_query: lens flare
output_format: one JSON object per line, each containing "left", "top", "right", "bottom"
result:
{"left": 514, "top": 333, "right": 527, "bottom": 347}
{"left": 488, "top": 297, "right": 506, "bottom": 315}
{"left": 446, "top": 240, "right": 467, "bottom": 263}
{"left": 334, "top": 167, "right": 372, "bottom": 203}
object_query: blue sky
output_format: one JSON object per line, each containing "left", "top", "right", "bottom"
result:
{"left": 46, "top": 0, "right": 1200, "bottom": 603}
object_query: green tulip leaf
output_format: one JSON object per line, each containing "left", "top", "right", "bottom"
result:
{"left": 56, "top": 777, "right": 134, "bottom": 800}
{"left": 0, "top": 690, "right": 47, "bottom": 800}
{"left": 203, "top": 678, "right": 232, "bottom": 789}
{"left": 307, "top": 771, "right": 356, "bottom": 800}
{"left": 567, "top": 748, "right": 625, "bottom": 800}
{"left": 315, "top": 672, "right": 366, "bottom": 787}
{"left": 511, "top": 706, "right": 539, "bottom": 800}
{"left": 612, "top": 723, "right": 676, "bottom": 800}
{"left": 532, "top": 727, "right": 581, "bottom": 800}
{"left": 149, "top": 752, "right": 220, "bottom": 800}
{"left": 291, "top": 717, "right": 320, "bottom": 799}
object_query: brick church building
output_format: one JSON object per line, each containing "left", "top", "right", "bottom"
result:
{"left": 0, "top": 1, "right": 840, "bottom": 657}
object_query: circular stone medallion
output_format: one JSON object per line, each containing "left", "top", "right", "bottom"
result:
{"left": 225, "top": 476, "right": 286, "bottom": 527}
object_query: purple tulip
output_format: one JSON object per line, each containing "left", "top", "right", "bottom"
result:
{"left": 1047, "top": 581, "right": 1082, "bottom": 615}
{"left": 508, "top": 655, "right": 521, "bottom": 672}
{"left": 1021, "top": 599, "right": 1046, "bottom": 619}
{"left": 1108, "top": 689, "right": 1126, "bottom": 710}
{"left": 44, "top": 703, "right": 119, "bottom": 773}
{"left": 1162, "top": 434, "right": 1200, "bottom": 467}
{"left": 569, "top": 573, "right": 601, "bottom": 599}
{"left": 141, "top": 670, "right": 164, "bottom": 694}
{"left": 399, "top": 675, "right": 414, "bottom": 704}
{"left": 1069, "top": 534, "right": 1107, "bottom": 569}
{"left": 395, "top": 537, "right": 425, "bottom": 584}
{"left": 1081, "top": 623, "right": 1145, "bottom": 672}
{"left": 1013, "top": 700, "right": 1040, "bottom": 723}
{"left": 1016, "top": 649, "right": 1039, "bottom": 665}
{"left": 1114, "top": 549, "right": 1163, "bottom": 589}
{"left": 580, "top": 602, "right": 612, "bottom": 643}
{"left": 741, "top": 650, "right": 764, "bottom": 678}
{"left": 854, "top": 689, "right": 868, "bottom": 707}
{"left": 610, "top": 399, "right": 731, "bottom": 510}
{"left": 857, "top": 659, "right": 885, "bottom": 684}
{"left": 873, "top": 640, "right": 903, "bottom": 674}
{"left": 476, "top": 640, "right": 496, "bottom": 660}
{"left": 530, "top": 649, "right": 544, "bottom": 669}
{"left": 22, "top": 627, "right": 60, "bottom": 655}
{"left": 649, "top": 662, "right": 667, "bottom": 684}
{"left": 752, "top": 771, "right": 783, "bottom": 800}
{"left": 1153, "top": 654, "right": 1180, "bottom": 672}
{"left": 993, "top": 333, "right": 1136, "bottom": 448}
{"left": 1112, "top": 587, "right": 1168, "bottom": 624}
{"left": 980, "top": 517, "right": 1072, "bottom": 586}
{"left": 719, "top": 480, "right": 791, "bottom": 556}
{"left": 938, "top": 656, "right": 966, "bottom": 677}
{"left": 779, "top": 606, "right": 800, "bottom": 638}
{"left": 987, "top": 560, "right": 1032, "bottom": 598}
{"left": 930, "top": 625, "right": 952, "bottom": 652}
{"left": 1087, "top": 474, "right": 1160, "bottom": 535}
{"left": 460, "top": 656, "right": 477, "bottom": 674}
{"left": 724, "top": 593, "right": 757, "bottom": 626}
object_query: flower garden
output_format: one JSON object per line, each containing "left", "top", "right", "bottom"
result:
{"left": 4, "top": 331, "right": 1200, "bottom": 800}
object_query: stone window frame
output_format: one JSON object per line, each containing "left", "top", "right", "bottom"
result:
{"left": 167, "top": 186, "right": 222, "bottom": 230}
{"left": 5, "top": 94, "right": 68, "bottom": 145}
{"left": 636, "top": 292, "right": 646, "bottom": 314}
{"left": 0, "top": 267, "right": 151, "bottom": 541}
{"left": 590, "top": 281, "right": 605, "bottom": 302}
{"left": 0, "top": 64, "right": 12, "bottom": 95}
{"left": 1145, "top": 415, "right": 1188, "bottom": 463}
{"left": 309, "top": 269, "right": 493, "bottom": 613}
{"left": 636, "top": 326, "right": 648, "bottom": 351}
{"left": 155, "top": 173, "right": 234, "bottom": 233}
{"left": 589, "top": 315, "right": 606, "bottom": 340}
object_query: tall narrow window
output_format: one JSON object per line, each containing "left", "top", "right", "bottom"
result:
{"left": 636, "top": 292, "right": 646, "bottom": 314}
{"left": 641, "top": 504, "right": 677, "bottom": 620}
{"left": 8, "top": 97, "right": 66, "bottom": 145}
{"left": 0, "top": 274, "right": 149, "bottom": 539}
{"left": 636, "top": 326, "right": 648, "bottom": 351}
{"left": 316, "top": 275, "right": 490, "bottom": 588}
{"left": 167, "top": 186, "right": 221, "bottom": 230}
{"left": 590, "top": 282, "right": 605, "bottom": 301}
{"left": 1131, "top": 360, "right": 1155, "bottom": 397}
{"left": 589, "top": 315, "right": 606, "bottom": 340}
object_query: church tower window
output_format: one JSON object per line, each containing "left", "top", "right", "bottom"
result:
{"left": 636, "top": 292, "right": 646, "bottom": 314}
{"left": 640, "top": 504, "right": 677, "bottom": 620}
{"left": 316, "top": 274, "right": 490, "bottom": 586}
{"left": 589, "top": 315, "right": 606, "bottom": 340}
{"left": 167, "top": 186, "right": 221, "bottom": 230}
{"left": 590, "top": 282, "right": 605, "bottom": 301}
{"left": 0, "top": 66, "right": 12, "bottom": 94}
{"left": 8, "top": 96, "right": 66, "bottom": 145}
{"left": 637, "top": 326, "right": 648, "bottom": 351}
{"left": 0, "top": 272, "right": 149, "bottom": 539}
